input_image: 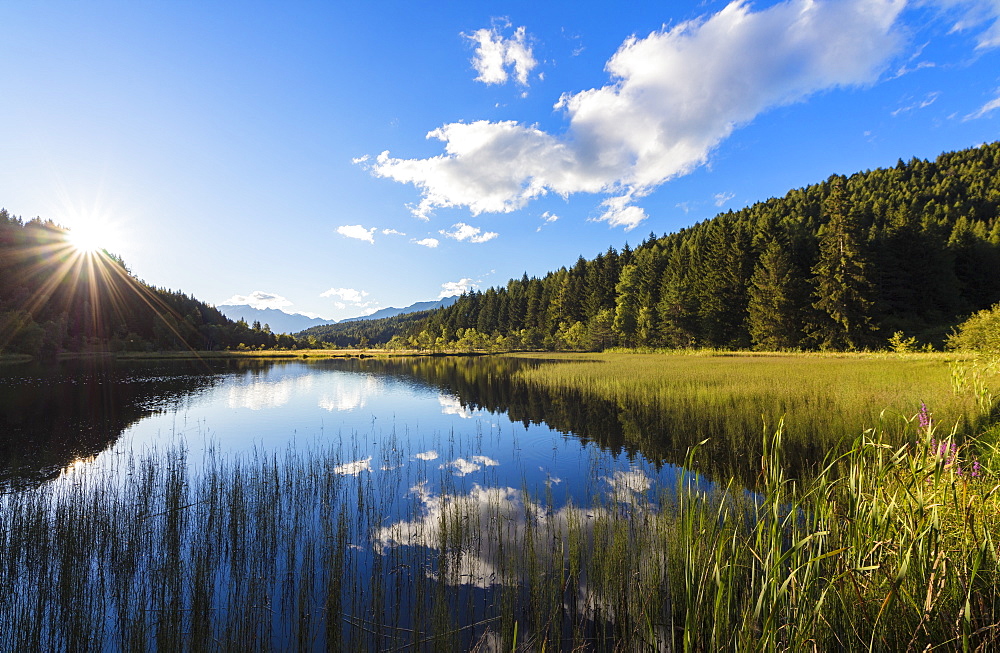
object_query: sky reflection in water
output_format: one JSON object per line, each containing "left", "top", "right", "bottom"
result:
{"left": 33, "top": 359, "right": 681, "bottom": 562}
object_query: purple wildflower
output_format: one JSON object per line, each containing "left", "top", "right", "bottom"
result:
{"left": 918, "top": 402, "right": 932, "bottom": 430}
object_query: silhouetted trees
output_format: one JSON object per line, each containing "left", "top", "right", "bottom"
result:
{"left": 0, "top": 213, "right": 306, "bottom": 355}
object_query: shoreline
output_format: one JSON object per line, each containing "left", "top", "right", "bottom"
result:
{"left": 0, "top": 348, "right": 970, "bottom": 364}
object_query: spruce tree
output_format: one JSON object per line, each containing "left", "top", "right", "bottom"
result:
{"left": 809, "top": 177, "right": 876, "bottom": 349}
{"left": 613, "top": 263, "right": 640, "bottom": 346}
{"left": 747, "top": 239, "right": 803, "bottom": 349}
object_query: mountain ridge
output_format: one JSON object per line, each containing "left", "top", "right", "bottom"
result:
{"left": 217, "top": 296, "right": 460, "bottom": 335}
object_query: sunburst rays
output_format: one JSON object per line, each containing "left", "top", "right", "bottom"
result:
{"left": 0, "top": 224, "right": 201, "bottom": 356}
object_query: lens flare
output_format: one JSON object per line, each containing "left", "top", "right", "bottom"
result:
{"left": 66, "top": 223, "right": 107, "bottom": 254}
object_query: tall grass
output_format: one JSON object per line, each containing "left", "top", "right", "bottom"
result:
{"left": 670, "top": 424, "right": 1000, "bottom": 650}
{"left": 513, "top": 351, "right": 998, "bottom": 478}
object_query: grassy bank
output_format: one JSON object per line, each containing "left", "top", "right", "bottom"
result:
{"left": 108, "top": 348, "right": 446, "bottom": 361}
{"left": 0, "top": 348, "right": 468, "bottom": 363}
{"left": 510, "top": 351, "right": 999, "bottom": 473}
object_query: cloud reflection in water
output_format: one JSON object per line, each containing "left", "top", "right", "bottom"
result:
{"left": 318, "top": 375, "right": 382, "bottom": 412}
{"left": 438, "top": 394, "right": 473, "bottom": 418}
{"left": 227, "top": 374, "right": 314, "bottom": 410}
{"left": 376, "top": 466, "right": 656, "bottom": 591}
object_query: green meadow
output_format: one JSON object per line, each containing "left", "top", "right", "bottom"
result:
{"left": 513, "top": 351, "right": 1000, "bottom": 475}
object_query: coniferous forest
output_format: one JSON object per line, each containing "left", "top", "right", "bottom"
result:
{"left": 356, "top": 141, "right": 1000, "bottom": 352}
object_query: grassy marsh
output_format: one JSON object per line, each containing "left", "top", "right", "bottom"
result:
{"left": 512, "top": 351, "right": 1000, "bottom": 475}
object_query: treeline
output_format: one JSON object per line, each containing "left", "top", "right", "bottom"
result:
{"left": 296, "top": 309, "right": 437, "bottom": 348}
{"left": 0, "top": 212, "right": 313, "bottom": 356}
{"left": 392, "top": 142, "right": 1000, "bottom": 352}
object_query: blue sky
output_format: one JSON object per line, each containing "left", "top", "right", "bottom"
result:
{"left": 2, "top": 1, "right": 999, "bottom": 321}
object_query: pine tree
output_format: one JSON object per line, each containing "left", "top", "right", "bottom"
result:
{"left": 809, "top": 177, "right": 876, "bottom": 350}
{"left": 613, "top": 263, "right": 640, "bottom": 346}
{"left": 656, "top": 243, "right": 698, "bottom": 347}
{"left": 747, "top": 239, "right": 803, "bottom": 349}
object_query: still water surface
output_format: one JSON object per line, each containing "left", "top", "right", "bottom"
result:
{"left": 0, "top": 355, "right": 777, "bottom": 649}
{"left": 0, "top": 355, "right": 679, "bottom": 500}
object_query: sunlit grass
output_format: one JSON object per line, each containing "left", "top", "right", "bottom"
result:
{"left": 510, "top": 351, "right": 998, "bottom": 479}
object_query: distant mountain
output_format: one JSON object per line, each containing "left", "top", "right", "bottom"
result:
{"left": 218, "top": 296, "right": 460, "bottom": 336}
{"left": 217, "top": 305, "right": 333, "bottom": 335}
{"left": 294, "top": 297, "right": 462, "bottom": 345}
{"left": 338, "top": 296, "right": 459, "bottom": 323}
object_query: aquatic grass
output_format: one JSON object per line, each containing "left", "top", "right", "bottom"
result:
{"left": 660, "top": 421, "right": 1000, "bottom": 651}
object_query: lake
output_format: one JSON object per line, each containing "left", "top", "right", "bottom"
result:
{"left": 0, "top": 356, "right": 683, "bottom": 491}
{"left": 0, "top": 355, "right": 693, "bottom": 650}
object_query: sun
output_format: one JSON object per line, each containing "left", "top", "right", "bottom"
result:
{"left": 65, "top": 222, "right": 111, "bottom": 254}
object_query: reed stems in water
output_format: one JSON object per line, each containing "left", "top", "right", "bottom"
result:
{"left": 1, "top": 414, "right": 999, "bottom": 650}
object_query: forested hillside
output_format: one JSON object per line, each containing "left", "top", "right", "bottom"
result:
{"left": 297, "top": 310, "right": 437, "bottom": 348}
{"left": 0, "top": 213, "right": 305, "bottom": 355}
{"left": 398, "top": 142, "right": 1000, "bottom": 351}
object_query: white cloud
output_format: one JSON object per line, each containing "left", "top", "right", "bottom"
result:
{"left": 370, "top": 0, "right": 906, "bottom": 230}
{"left": 595, "top": 192, "right": 648, "bottom": 231}
{"left": 965, "top": 89, "right": 1000, "bottom": 119}
{"left": 413, "top": 237, "right": 440, "bottom": 248}
{"left": 928, "top": 0, "right": 1000, "bottom": 49}
{"left": 891, "top": 91, "right": 940, "bottom": 116}
{"left": 439, "top": 222, "right": 499, "bottom": 243}
{"left": 337, "top": 224, "right": 376, "bottom": 244}
{"left": 381, "top": 228, "right": 406, "bottom": 235}
{"left": 714, "top": 191, "right": 736, "bottom": 207}
{"left": 320, "top": 287, "right": 370, "bottom": 303}
{"left": 414, "top": 450, "right": 439, "bottom": 461}
{"left": 219, "top": 290, "right": 293, "bottom": 310}
{"left": 466, "top": 24, "right": 537, "bottom": 86}
{"left": 440, "top": 277, "right": 476, "bottom": 297}
{"left": 537, "top": 211, "right": 560, "bottom": 231}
